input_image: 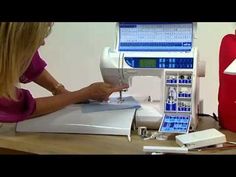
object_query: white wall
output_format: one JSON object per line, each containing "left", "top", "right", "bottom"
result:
{"left": 21, "top": 22, "right": 236, "bottom": 115}
{"left": 196, "top": 22, "right": 235, "bottom": 114}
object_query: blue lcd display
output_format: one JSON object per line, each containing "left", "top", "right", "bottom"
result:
{"left": 124, "top": 57, "right": 193, "bottom": 69}
{"left": 159, "top": 115, "right": 191, "bottom": 133}
{"left": 119, "top": 22, "right": 193, "bottom": 51}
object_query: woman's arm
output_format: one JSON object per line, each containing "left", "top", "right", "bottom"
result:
{"left": 30, "top": 82, "right": 128, "bottom": 118}
{"left": 31, "top": 89, "right": 88, "bottom": 118}
{"left": 33, "top": 69, "right": 69, "bottom": 95}
{"left": 30, "top": 68, "right": 129, "bottom": 119}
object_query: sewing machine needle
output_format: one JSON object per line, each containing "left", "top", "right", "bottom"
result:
{"left": 119, "top": 91, "right": 122, "bottom": 102}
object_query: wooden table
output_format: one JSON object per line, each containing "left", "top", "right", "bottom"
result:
{"left": 0, "top": 116, "right": 236, "bottom": 154}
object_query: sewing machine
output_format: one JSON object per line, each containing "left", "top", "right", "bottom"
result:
{"left": 100, "top": 22, "right": 204, "bottom": 132}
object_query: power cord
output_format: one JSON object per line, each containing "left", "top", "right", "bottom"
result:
{"left": 197, "top": 113, "right": 219, "bottom": 122}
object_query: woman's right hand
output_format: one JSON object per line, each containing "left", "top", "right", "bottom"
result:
{"left": 82, "top": 82, "right": 129, "bottom": 102}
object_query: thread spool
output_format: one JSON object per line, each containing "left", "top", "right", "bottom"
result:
{"left": 138, "top": 126, "right": 147, "bottom": 137}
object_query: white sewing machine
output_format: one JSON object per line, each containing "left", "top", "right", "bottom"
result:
{"left": 100, "top": 22, "right": 204, "bottom": 132}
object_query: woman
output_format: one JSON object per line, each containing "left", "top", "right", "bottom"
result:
{"left": 0, "top": 22, "right": 128, "bottom": 122}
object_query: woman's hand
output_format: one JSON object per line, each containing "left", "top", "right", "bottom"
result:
{"left": 82, "top": 82, "right": 129, "bottom": 102}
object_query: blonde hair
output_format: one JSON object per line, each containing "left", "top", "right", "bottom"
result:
{"left": 0, "top": 22, "right": 52, "bottom": 100}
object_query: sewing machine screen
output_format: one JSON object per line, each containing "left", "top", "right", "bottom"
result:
{"left": 159, "top": 115, "right": 191, "bottom": 133}
{"left": 139, "top": 59, "right": 156, "bottom": 68}
{"left": 118, "top": 22, "right": 193, "bottom": 51}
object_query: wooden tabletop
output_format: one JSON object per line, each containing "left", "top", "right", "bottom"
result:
{"left": 0, "top": 116, "right": 236, "bottom": 154}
